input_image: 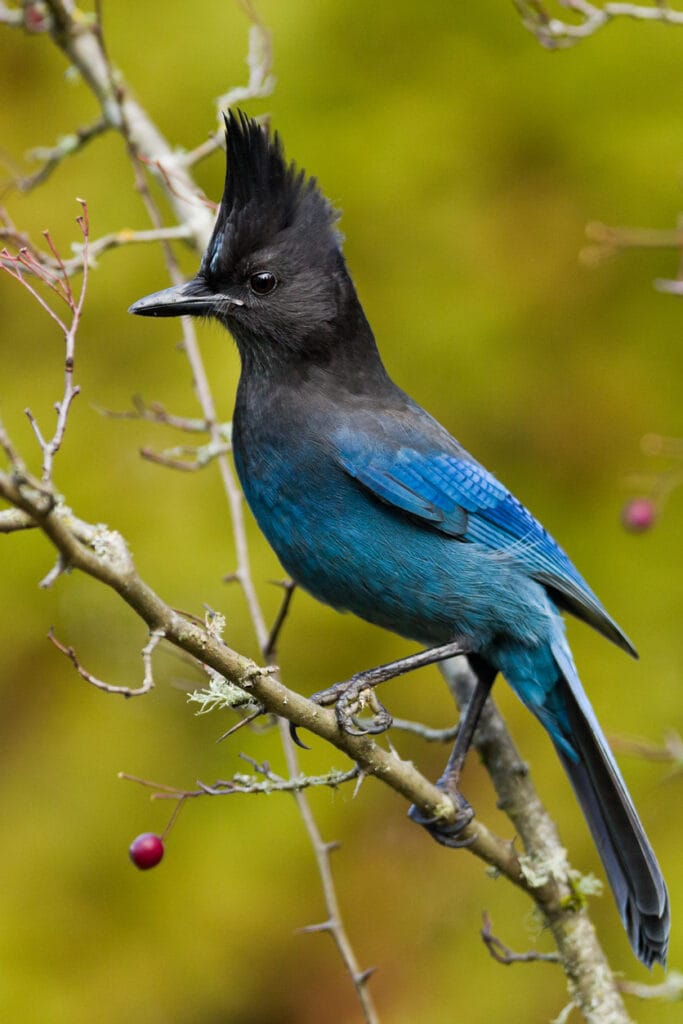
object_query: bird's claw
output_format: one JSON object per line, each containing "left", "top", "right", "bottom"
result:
{"left": 334, "top": 681, "right": 393, "bottom": 735}
{"left": 289, "top": 721, "right": 310, "bottom": 749}
{"left": 290, "top": 673, "right": 394, "bottom": 747}
{"left": 315, "top": 674, "right": 393, "bottom": 736}
{"left": 408, "top": 792, "right": 476, "bottom": 849}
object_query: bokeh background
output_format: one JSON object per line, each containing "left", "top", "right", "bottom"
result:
{"left": 1, "top": 3, "right": 682, "bottom": 1022}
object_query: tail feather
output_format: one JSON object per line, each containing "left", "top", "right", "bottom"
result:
{"left": 555, "top": 676, "right": 669, "bottom": 967}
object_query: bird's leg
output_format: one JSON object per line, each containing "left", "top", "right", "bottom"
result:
{"left": 326, "top": 639, "right": 471, "bottom": 736}
{"left": 408, "top": 659, "right": 496, "bottom": 847}
{"left": 291, "top": 640, "right": 469, "bottom": 745}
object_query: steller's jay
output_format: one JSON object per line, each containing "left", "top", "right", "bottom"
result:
{"left": 130, "top": 111, "right": 669, "bottom": 967}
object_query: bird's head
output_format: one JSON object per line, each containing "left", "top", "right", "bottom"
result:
{"left": 129, "top": 111, "right": 348, "bottom": 365}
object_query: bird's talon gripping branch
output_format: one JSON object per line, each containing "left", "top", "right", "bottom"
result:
{"left": 335, "top": 682, "right": 393, "bottom": 736}
{"left": 408, "top": 793, "right": 476, "bottom": 849}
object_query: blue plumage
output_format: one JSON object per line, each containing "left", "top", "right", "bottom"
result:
{"left": 130, "top": 110, "right": 669, "bottom": 968}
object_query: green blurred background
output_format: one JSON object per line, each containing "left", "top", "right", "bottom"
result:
{"left": 1, "top": 3, "right": 682, "bottom": 1021}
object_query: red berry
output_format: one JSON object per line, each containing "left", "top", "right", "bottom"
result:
{"left": 24, "top": 5, "right": 48, "bottom": 32}
{"left": 129, "top": 832, "right": 164, "bottom": 870}
{"left": 621, "top": 498, "right": 657, "bottom": 533}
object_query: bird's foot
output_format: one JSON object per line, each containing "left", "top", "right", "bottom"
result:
{"left": 290, "top": 671, "right": 394, "bottom": 747}
{"left": 408, "top": 783, "right": 475, "bottom": 849}
{"left": 289, "top": 642, "right": 468, "bottom": 748}
{"left": 312, "top": 672, "right": 394, "bottom": 737}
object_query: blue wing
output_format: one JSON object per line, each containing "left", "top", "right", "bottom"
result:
{"left": 334, "top": 424, "right": 636, "bottom": 657}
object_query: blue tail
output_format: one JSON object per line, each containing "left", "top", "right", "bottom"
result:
{"left": 499, "top": 637, "right": 669, "bottom": 967}
{"left": 554, "top": 659, "right": 669, "bottom": 967}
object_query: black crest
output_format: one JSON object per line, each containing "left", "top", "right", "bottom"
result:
{"left": 202, "top": 110, "right": 341, "bottom": 282}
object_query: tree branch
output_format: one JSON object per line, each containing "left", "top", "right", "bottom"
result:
{"left": 514, "top": 1, "right": 683, "bottom": 48}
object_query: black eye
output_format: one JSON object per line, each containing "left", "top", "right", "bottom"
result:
{"left": 249, "top": 271, "right": 277, "bottom": 296}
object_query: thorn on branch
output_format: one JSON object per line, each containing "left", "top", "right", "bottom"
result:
{"left": 39, "top": 553, "right": 70, "bottom": 589}
{"left": 299, "top": 920, "right": 334, "bottom": 935}
{"left": 355, "top": 966, "right": 378, "bottom": 986}
{"left": 352, "top": 771, "right": 368, "bottom": 799}
{"left": 215, "top": 707, "right": 264, "bottom": 743}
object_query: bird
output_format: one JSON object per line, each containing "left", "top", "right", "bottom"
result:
{"left": 130, "top": 109, "right": 669, "bottom": 967}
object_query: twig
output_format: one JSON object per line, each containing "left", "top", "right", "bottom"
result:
{"left": 0, "top": 202, "right": 88, "bottom": 482}
{"left": 582, "top": 219, "right": 683, "bottom": 296}
{"left": 140, "top": 440, "right": 231, "bottom": 472}
{"left": 0, "top": 416, "right": 23, "bottom": 468}
{"left": 71, "top": 225, "right": 193, "bottom": 272}
{"left": 609, "top": 730, "right": 683, "bottom": 776}
{"left": 48, "top": 626, "right": 164, "bottom": 697}
{"left": 119, "top": 764, "right": 359, "bottom": 800}
{"left": 181, "top": 1, "right": 275, "bottom": 169}
{"left": 96, "top": 395, "right": 218, "bottom": 434}
{"left": 278, "top": 717, "right": 380, "bottom": 1024}
{"left": 480, "top": 911, "right": 559, "bottom": 965}
{"left": 583, "top": 222, "right": 683, "bottom": 264}
{"left": 2, "top": 117, "right": 109, "bottom": 195}
{"left": 514, "top": 1, "right": 683, "bottom": 48}
{"left": 262, "top": 573, "right": 378, "bottom": 1022}
{"left": 390, "top": 718, "right": 460, "bottom": 743}
{"left": 0, "top": 223, "right": 192, "bottom": 278}
{"left": 1, "top": 246, "right": 69, "bottom": 332}
{"left": 618, "top": 971, "right": 683, "bottom": 1001}
{"left": 42, "top": 205, "right": 88, "bottom": 481}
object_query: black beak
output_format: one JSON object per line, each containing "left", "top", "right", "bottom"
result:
{"left": 129, "top": 277, "right": 239, "bottom": 318}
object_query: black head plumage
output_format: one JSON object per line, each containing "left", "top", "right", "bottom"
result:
{"left": 130, "top": 110, "right": 379, "bottom": 374}
{"left": 202, "top": 110, "right": 342, "bottom": 285}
